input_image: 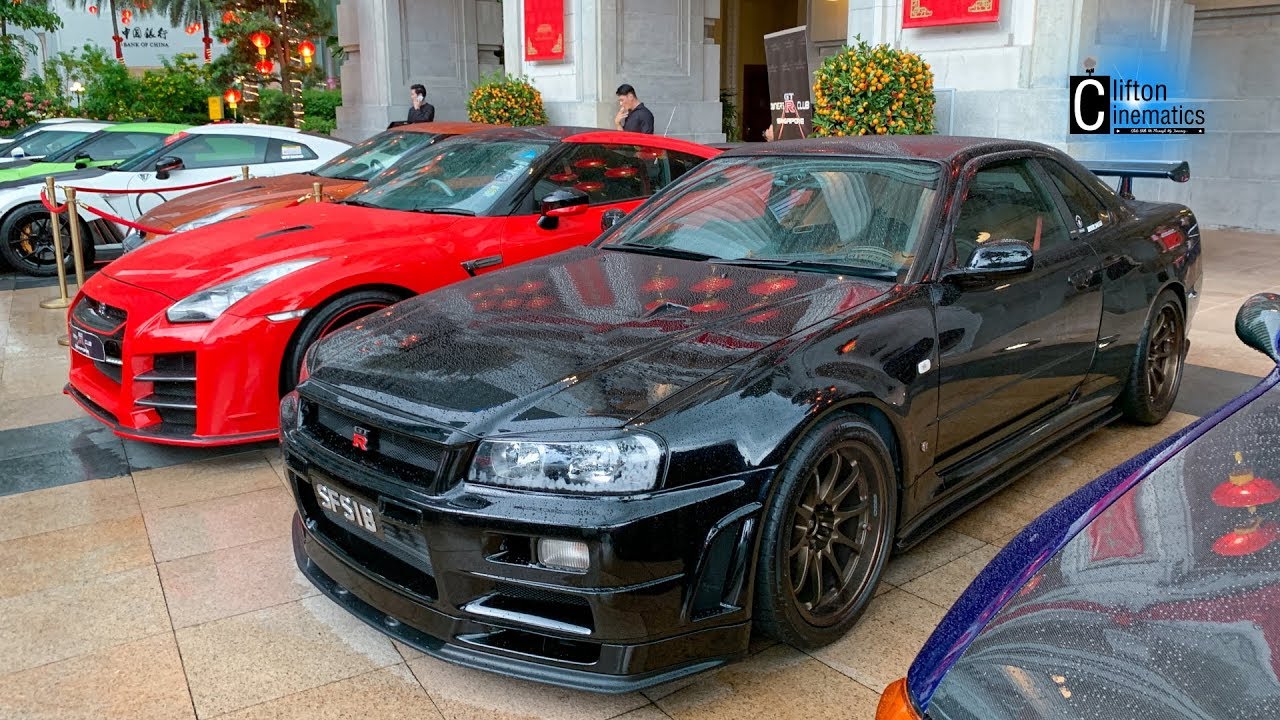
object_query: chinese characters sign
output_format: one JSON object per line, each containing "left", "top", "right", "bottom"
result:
{"left": 902, "top": 0, "right": 1000, "bottom": 29}
{"left": 524, "top": 0, "right": 565, "bottom": 61}
{"left": 120, "top": 25, "right": 173, "bottom": 48}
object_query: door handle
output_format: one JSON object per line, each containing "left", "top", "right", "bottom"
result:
{"left": 461, "top": 255, "right": 503, "bottom": 277}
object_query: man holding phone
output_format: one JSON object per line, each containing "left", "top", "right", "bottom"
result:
{"left": 407, "top": 84, "right": 436, "bottom": 124}
{"left": 613, "top": 84, "right": 654, "bottom": 134}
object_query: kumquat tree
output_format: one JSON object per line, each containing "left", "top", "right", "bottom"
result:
{"left": 813, "top": 36, "right": 935, "bottom": 137}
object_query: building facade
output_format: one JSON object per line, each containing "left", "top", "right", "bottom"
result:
{"left": 337, "top": 0, "right": 1280, "bottom": 232}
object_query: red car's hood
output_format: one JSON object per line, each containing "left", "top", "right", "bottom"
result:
{"left": 104, "top": 203, "right": 463, "bottom": 300}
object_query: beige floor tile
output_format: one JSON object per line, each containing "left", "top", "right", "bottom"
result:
{"left": 0, "top": 390, "right": 83, "bottom": 431}
{"left": 610, "top": 706, "right": 670, "bottom": 720}
{"left": 0, "top": 632, "right": 194, "bottom": 720}
{"left": 0, "top": 476, "right": 138, "bottom": 543}
{"left": 134, "top": 451, "right": 282, "bottom": 512}
{"left": 945, "top": 486, "right": 1047, "bottom": 546}
{"left": 656, "top": 644, "right": 880, "bottom": 720}
{"left": 262, "top": 448, "right": 287, "bottom": 483}
{"left": 144, "top": 486, "right": 296, "bottom": 563}
{"left": 900, "top": 544, "right": 1001, "bottom": 608}
{"left": 158, "top": 533, "right": 318, "bottom": 629}
{"left": 0, "top": 515, "right": 152, "bottom": 599}
{"left": 1008, "top": 454, "right": 1110, "bottom": 505}
{"left": 215, "top": 664, "right": 442, "bottom": 720}
{"left": 883, "top": 528, "right": 986, "bottom": 587}
{"left": 176, "top": 594, "right": 400, "bottom": 719}
{"left": 0, "top": 565, "right": 170, "bottom": 675}
{"left": 808, "top": 588, "right": 946, "bottom": 694}
{"left": 0, "top": 353, "right": 70, "bottom": 399}
{"left": 408, "top": 654, "right": 649, "bottom": 720}
{"left": 393, "top": 640, "right": 425, "bottom": 662}
{"left": 1187, "top": 327, "right": 1275, "bottom": 377}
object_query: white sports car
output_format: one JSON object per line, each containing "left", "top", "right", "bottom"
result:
{"left": 0, "top": 123, "right": 350, "bottom": 276}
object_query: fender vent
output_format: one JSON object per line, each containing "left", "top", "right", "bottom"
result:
{"left": 256, "top": 225, "right": 313, "bottom": 240}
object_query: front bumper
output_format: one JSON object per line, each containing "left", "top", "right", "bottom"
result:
{"left": 64, "top": 274, "right": 301, "bottom": 445}
{"left": 284, "top": 430, "right": 767, "bottom": 691}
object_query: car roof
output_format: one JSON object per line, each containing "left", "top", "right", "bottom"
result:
{"left": 106, "top": 122, "right": 190, "bottom": 133}
{"left": 447, "top": 125, "right": 720, "bottom": 156}
{"left": 723, "top": 135, "right": 1056, "bottom": 163}
{"left": 45, "top": 121, "right": 112, "bottom": 132}
{"left": 398, "top": 121, "right": 495, "bottom": 135}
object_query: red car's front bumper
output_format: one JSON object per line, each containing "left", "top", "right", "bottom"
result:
{"left": 64, "top": 273, "right": 299, "bottom": 446}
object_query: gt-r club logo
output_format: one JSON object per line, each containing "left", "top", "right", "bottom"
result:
{"left": 352, "top": 426, "right": 370, "bottom": 451}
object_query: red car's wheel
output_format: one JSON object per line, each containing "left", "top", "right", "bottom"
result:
{"left": 281, "top": 289, "right": 405, "bottom": 393}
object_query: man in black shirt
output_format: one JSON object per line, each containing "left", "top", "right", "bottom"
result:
{"left": 613, "top": 84, "right": 654, "bottom": 134}
{"left": 407, "top": 83, "right": 435, "bottom": 124}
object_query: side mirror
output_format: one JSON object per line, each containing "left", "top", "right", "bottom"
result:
{"left": 601, "top": 208, "right": 627, "bottom": 231}
{"left": 154, "top": 155, "right": 184, "bottom": 180}
{"left": 10, "top": 147, "right": 24, "bottom": 159}
{"left": 75, "top": 151, "right": 91, "bottom": 161}
{"left": 1236, "top": 292, "right": 1280, "bottom": 363}
{"left": 540, "top": 187, "right": 590, "bottom": 218}
{"left": 945, "top": 239, "right": 1035, "bottom": 286}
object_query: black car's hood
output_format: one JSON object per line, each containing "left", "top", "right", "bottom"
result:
{"left": 309, "top": 246, "right": 893, "bottom": 437}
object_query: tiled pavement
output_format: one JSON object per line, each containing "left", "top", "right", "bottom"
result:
{"left": 0, "top": 229, "right": 1276, "bottom": 719}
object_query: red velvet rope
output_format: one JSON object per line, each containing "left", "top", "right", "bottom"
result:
{"left": 39, "top": 189, "right": 68, "bottom": 215}
{"left": 75, "top": 202, "right": 176, "bottom": 236}
{"left": 66, "top": 175, "right": 238, "bottom": 195}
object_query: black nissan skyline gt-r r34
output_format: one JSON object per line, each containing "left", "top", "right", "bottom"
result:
{"left": 279, "top": 136, "right": 1202, "bottom": 692}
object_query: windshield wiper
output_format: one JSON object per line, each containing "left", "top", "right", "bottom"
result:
{"left": 711, "top": 257, "right": 899, "bottom": 280}
{"left": 412, "top": 207, "right": 476, "bottom": 216}
{"left": 602, "top": 243, "right": 721, "bottom": 261}
{"left": 341, "top": 199, "right": 381, "bottom": 208}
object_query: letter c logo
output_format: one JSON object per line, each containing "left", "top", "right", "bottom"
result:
{"left": 1074, "top": 78, "right": 1106, "bottom": 132}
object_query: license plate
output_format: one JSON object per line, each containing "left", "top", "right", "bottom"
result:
{"left": 314, "top": 480, "right": 381, "bottom": 537}
{"left": 69, "top": 326, "right": 106, "bottom": 362}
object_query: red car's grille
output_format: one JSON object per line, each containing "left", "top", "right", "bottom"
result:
{"left": 71, "top": 293, "right": 126, "bottom": 385}
{"left": 135, "top": 353, "right": 197, "bottom": 436}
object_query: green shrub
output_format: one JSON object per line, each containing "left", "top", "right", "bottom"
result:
{"left": 138, "top": 54, "right": 216, "bottom": 124}
{"left": 299, "top": 115, "right": 336, "bottom": 134}
{"left": 257, "top": 88, "right": 294, "bottom": 126}
{"left": 301, "top": 88, "right": 341, "bottom": 122}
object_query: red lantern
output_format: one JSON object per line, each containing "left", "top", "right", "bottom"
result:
{"left": 255, "top": 59, "right": 274, "bottom": 74}
{"left": 120, "top": 9, "right": 132, "bottom": 25}
{"left": 223, "top": 88, "right": 242, "bottom": 109}
{"left": 298, "top": 40, "right": 316, "bottom": 66}
{"left": 87, "top": 4, "right": 98, "bottom": 14}
{"left": 185, "top": 23, "right": 201, "bottom": 35}
{"left": 222, "top": 10, "right": 238, "bottom": 23}
{"left": 249, "top": 31, "right": 272, "bottom": 57}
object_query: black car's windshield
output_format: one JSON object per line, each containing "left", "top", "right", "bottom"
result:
{"left": 601, "top": 156, "right": 941, "bottom": 277}
{"left": 312, "top": 129, "right": 440, "bottom": 181}
{"left": 344, "top": 137, "right": 552, "bottom": 215}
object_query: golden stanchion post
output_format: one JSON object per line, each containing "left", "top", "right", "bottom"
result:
{"left": 66, "top": 187, "right": 87, "bottom": 289}
{"left": 241, "top": 165, "right": 250, "bottom": 181}
{"left": 39, "top": 176, "right": 72, "bottom": 310}
{"left": 312, "top": 181, "right": 323, "bottom": 203}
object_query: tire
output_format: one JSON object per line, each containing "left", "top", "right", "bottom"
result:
{"left": 1118, "top": 289, "right": 1186, "bottom": 425}
{"left": 280, "top": 289, "right": 404, "bottom": 393}
{"left": 0, "top": 203, "right": 91, "bottom": 277}
{"left": 753, "top": 415, "right": 897, "bottom": 649}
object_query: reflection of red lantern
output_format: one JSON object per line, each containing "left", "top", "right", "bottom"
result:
{"left": 574, "top": 158, "right": 605, "bottom": 169}
{"left": 643, "top": 276, "right": 678, "bottom": 293}
{"left": 638, "top": 149, "right": 663, "bottom": 161}
{"left": 518, "top": 280, "right": 545, "bottom": 294}
{"left": 644, "top": 298, "right": 674, "bottom": 313}
{"left": 747, "top": 309, "right": 781, "bottom": 324}
{"left": 250, "top": 31, "right": 272, "bottom": 57}
{"left": 575, "top": 181, "right": 604, "bottom": 193}
{"left": 691, "top": 299, "right": 728, "bottom": 313}
{"left": 299, "top": 40, "right": 316, "bottom": 66}
{"left": 475, "top": 300, "right": 496, "bottom": 312}
{"left": 692, "top": 276, "right": 734, "bottom": 293}
{"left": 528, "top": 296, "right": 554, "bottom": 310}
{"left": 749, "top": 276, "right": 797, "bottom": 296}
{"left": 1214, "top": 519, "right": 1279, "bottom": 557}
{"left": 255, "top": 59, "right": 274, "bottom": 74}
{"left": 1211, "top": 456, "right": 1280, "bottom": 508}
{"left": 501, "top": 298, "right": 523, "bottom": 310}
{"left": 548, "top": 172, "right": 576, "bottom": 183}
{"left": 604, "top": 167, "right": 638, "bottom": 179}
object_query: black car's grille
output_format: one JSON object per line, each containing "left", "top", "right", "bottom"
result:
{"left": 135, "top": 353, "right": 197, "bottom": 435}
{"left": 301, "top": 399, "right": 449, "bottom": 490}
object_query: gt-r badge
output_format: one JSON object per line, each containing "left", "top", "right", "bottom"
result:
{"left": 352, "top": 427, "right": 370, "bottom": 451}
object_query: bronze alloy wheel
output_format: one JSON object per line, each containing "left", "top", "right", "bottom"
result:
{"left": 1145, "top": 303, "right": 1184, "bottom": 408}
{"left": 786, "top": 441, "right": 887, "bottom": 627}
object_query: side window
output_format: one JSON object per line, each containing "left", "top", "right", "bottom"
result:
{"left": 665, "top": 150, "right": 706, "bottom": 186}
{"left": 949, "top": 160, "right": 1071, "bottom": 267}
{"left": 1039, "top": 159, "right": 1110, "bottom": 234}
{"left": 268, "top": 138, "right": 319, "bottom": 163}
{"left": 85, "top": 132, "right": 164, "bottom": 161}
{"left": 534, "top": 144, "right": 667, "bottom": 205}
{"left": 168, "top": 135, "right": 269, "bottom": 170}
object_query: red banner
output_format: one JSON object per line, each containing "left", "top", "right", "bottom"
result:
{"left": 902, "top": 0, "right": 1000, "bottom": 29}
{"left": 524, "top": 0, "right": 565, "bottom": 61}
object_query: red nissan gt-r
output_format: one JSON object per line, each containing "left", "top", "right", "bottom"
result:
{"left": 65, "top": 127, "right": 721, "bottom": 446}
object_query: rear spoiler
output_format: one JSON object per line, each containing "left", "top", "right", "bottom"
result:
{"left": 1082, "top": 160, "right": 1191, "bottom": 200}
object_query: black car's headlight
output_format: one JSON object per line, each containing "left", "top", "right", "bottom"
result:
{"left": 468, "top": 430, "right": 665, "bottom": 495}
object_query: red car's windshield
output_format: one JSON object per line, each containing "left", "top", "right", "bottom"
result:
{"left": 602, "top": 156, "right": 941, "bottom": 277}
{"left": 344, "top": 137, "right": 553, "bottom": 216}
{"left": 312, "top": 129, "right": 440, "bottom": 181}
